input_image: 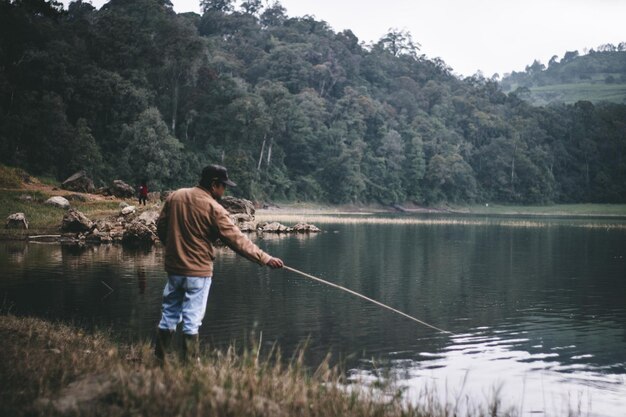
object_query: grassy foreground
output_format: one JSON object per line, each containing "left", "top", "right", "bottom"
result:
{"left": 0, "top": 314, "right": 521, "bottom": 417}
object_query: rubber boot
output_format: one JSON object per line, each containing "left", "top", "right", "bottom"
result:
{"left": 155, "top": 328, "right": 175, "bottom": 366}
{"left": 182, "top": 333, "right": 200, "bottom": 365}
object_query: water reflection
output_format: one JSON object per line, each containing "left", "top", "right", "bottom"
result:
{"left": 351, "top": 323, "right": 625, "bottom": 417}
{"left": 1, "top": 219, "right": 625, "bottom": 416}
{"left": 136, "top": 266, "right": 147, "bottom": 295}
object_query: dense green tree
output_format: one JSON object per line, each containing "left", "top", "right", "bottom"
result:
{"left": 404, "top": 134, "right": 426, "bottom": 202}
{"left": 240, "top": 0, "right": 263, "bottom": 16}
{"left": 423, "top": 152, "right": 477, "bottom": 203}
{"left": 119, "top": 108, "right": 184, "bottom": 189}
{"left": 259, "top": 1, "right": 287, "bottom": 27}
{"left": 0, "top": 0, "right": 624, "bottom": 206}
{"left": 367, "top": 130, "right": 406, "bottom": 204}
{"left": 201, "top": 0, "right": 234, "bottom": 13}
{"left": 68, "top": 118, "right": 104, "bottom": 178}
{"left": 376, "top": 28, "right": 420, "bottom": 58}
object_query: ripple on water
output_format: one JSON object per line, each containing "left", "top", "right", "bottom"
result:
{"left": 350, "top": 323, "right": 626, "bottom": 417}
{"left": 2, "top": 225, "right": 626, "bottom": 417}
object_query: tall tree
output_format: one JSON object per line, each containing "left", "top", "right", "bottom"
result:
{"left": 120, "top": 108, "right": 184, "bottom": 188}
{"left": 201, "top": 0, "right": 234, "bottom": 13}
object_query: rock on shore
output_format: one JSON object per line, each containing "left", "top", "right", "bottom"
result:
{"left": 256, "top": 221, "right": 321, "bottom": 233}
{"left": 45, "top": 196, "right": 70, "bottom": 209}
{"left": 110, "top": 180, "right": 136, "bottom": 198}
{"left": 35, "top": 196, "right": 320, "bottom": 246}
{"left": 61, "top": 170, "right": 95, "bottom": 193}
{"left": 6, "top": 212, "right": 28, "bottom": 229}
{"left": 122, "top": 219, "right": 157, "bottom": 245}
{"left": 219, "top": 196, "right": 255, "bottom": 216}
{"left": 61, "top": 209, "right": 93, "bottom": 233}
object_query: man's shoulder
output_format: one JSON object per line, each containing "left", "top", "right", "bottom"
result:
{"left": 169, "top": 187, "right": 222, "bottom": 210}
{"left": 169, "top": 187, "right": 206, "bottom": 200}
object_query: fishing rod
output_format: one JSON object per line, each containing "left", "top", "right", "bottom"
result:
{"left": 283, "top": 265, "right": 455, "bottom": 335}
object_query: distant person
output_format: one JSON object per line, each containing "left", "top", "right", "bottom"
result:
{"left": 138, "top": 180, "right": 148, "bottom": 206}
{"left": 155, "top": 164, "right": 284, "bottom": 365}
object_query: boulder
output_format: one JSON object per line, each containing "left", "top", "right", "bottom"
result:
{"left": 292, "top": 223, "right": 322, "bottom": 233}
{"left": 120, "top": 205, "right": 136, "bottom": 216}
{"left": 110, "top": 180, "right": 135, "bottom": 198}
{"left": 94, "top": 219, "right": 114, "bottom": 233}
{"left": 85, "top": 230, "right": 103, "bottom": 243}
{"left": 61, "top": 209, "right": 93, "bottom": 233}
{"left": 119, "top": 202, "right": 129, "bottom": 209}
{"left": 137, "top": 210, "right": 159, "bottom": 226}
{"left": 122, "top": 220, "right": 157, "bottom": 245}
{"left": 230, "top": 213, "right": 256, "bottom": 232}
{"left": 259, "top": 222, "right": 292, "bottom": 233}
{"left": 18, "top": 194, "right": 33, "bottom": 202}
{"left": 6, "top": 213, "right": 28, "bottom": 229}
{"left": 95, "top": 187, "right": 111, "bottom": 196}
{"left": 45, "top": 196, "right": 70, "bottom": 209}
{"left": 231, "top": 213, "right": 254, "bottom": 224}
{"left": 61, "top": 171, "right": 95, "bottom": 193}
{"left": 84, "top": 228, "right": 113, "bottom": 244}
{"left": 219, "top": 196, "right": 255, "bottom": 216}
{"left": 238, "top": 221, "right": 257, "bottom": 232}
{"left": 109, "top": 230, "right": 124, "bottom": 242}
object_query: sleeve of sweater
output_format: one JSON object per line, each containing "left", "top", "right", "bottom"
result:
{"left": 214, "top": 205, "right": 271, "bottom": 266}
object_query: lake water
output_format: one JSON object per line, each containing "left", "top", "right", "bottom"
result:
{"left": 1, "top": 214, "right": 625, "bottom": 416}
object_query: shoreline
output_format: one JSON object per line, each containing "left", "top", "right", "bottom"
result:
{"left": 2, "top": 179, "right": 626, "bottom": 242}
{"left": 257, "top": 202, "right": 626, "bottom": 218}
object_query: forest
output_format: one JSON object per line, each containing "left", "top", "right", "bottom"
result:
{"left": 501, "top": 44, "right": 626, "bottom": 90}
{"left": 501, "top": 45, "right": 626, "bottom": 105}
{"left": 1, "top": 0, "right": 625, "bottom": 204}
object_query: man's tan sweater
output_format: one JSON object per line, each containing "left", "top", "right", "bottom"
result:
{"left": 156, "top": 186, "right": 271, "bottom": 277}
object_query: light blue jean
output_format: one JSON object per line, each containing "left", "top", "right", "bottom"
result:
{"left": 158, "top": 275, "right": 212, "bottom": 335}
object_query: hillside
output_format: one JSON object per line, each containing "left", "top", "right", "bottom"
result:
{"left": 1, "top": 1, "right": 626, "bottom": 205}
{"left": 500, "top": 47, "right": 626, "bottom": 105}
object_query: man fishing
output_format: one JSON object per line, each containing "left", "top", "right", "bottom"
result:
{"left": 155, "top": 164, "right": 284, "bottom": 364}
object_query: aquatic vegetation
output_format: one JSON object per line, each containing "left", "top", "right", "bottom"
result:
{"left": 255, "top": 213, "right": 626, "bottom": 230}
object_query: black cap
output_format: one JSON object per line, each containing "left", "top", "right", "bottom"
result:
{"left": 201, "top": 164, "right": 237, "bottom": 187}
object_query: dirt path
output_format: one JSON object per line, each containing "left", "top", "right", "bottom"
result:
{"left": 18, "top": 182, "right": 121, "bottom": 202}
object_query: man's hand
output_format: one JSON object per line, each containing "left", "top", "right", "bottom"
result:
{"left": 266, "top": 257, "right": 284, "bottom": 269}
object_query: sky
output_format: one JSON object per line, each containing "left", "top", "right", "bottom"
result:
{"left": 61, "top": 0, "right": 626, "bottom": 77}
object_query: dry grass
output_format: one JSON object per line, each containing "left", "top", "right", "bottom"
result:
{"left": 0, "top": 165, "right": 27, "bottom": 188}
{"left": 0, "top": 314, "right": 525, "bottom": 417}
{"left": 455, "top": 203, "right": 626, "bottom": 217}
{"left": 0, "top": 166, "right": 139, "bottom": 239}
